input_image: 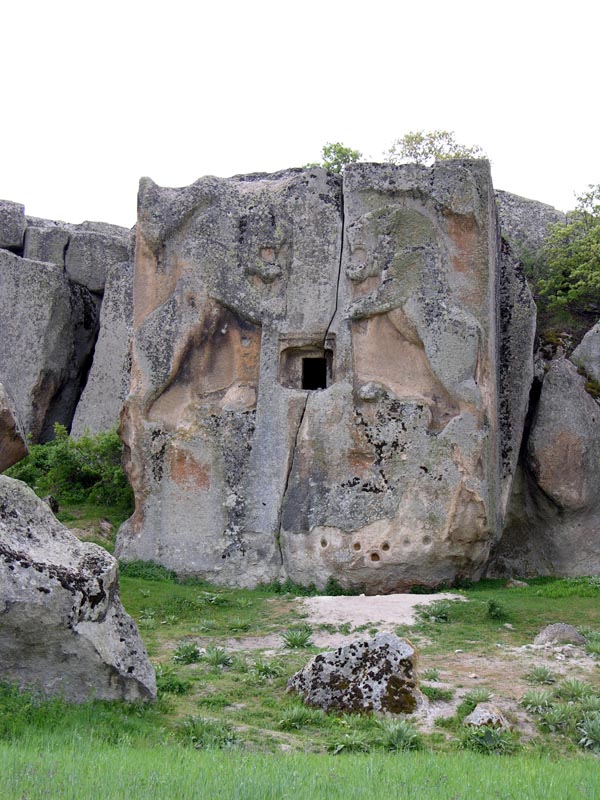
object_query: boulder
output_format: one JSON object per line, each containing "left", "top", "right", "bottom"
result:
{"left": 533, "top": 623, "right": 587, "bottom": 646}
{"left": 117, "top": 162, "right": 534, "bottom": 591}
{"left": 0, "top": 251, "right": 73, "bottom": 439}
{"left": 65, "top": 228, "right": 129, "bottom": 293}
{"left": 488, "top": 359, "right": 600, "bottom": 577}
{"left": 495, "top": 190, "right": 565, "bottom": 260}
{"left": 0, "top": 249, "right": 101, "bottom": 441}
{"left": 463, "top": 702, "right": 509, "bottom": 729}
{"left": 571, "top": 322, "right": 600, "bottom": 383}
{"left": 23, "top": 224, "right": 70, "bottom": 267}
{"left": 0, "top": 476, "right": 156, "bottom": 702}
{"left": 286, "top": 632, "right": 421, "bottom": 714}
{"left": 71, "top": 260, "right": 133, "bottom": 437}
{"left": 0, "top": 200, "right": 26, "bottom": 251}
{"left": 0, "top": 384, "right": 27, "bottom": 472}
{"left": 527, "top": 359, "right": 600, "bottom": 511}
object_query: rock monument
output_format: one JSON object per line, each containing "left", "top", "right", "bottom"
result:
{"left": 116, "top": 161, "right": 535, "bottom": 591}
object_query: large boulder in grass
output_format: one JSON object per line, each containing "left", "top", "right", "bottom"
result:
{"left": 0, "top": 384, "right": 27, "bottom": 472}
{"left": 286, "top": 632, "right": 421, "bottom": 714}
{"left": 0, "top": 476, "right": 156, "bottom": 702}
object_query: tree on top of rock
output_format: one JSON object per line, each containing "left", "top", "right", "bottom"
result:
{"left": 306, "top": 142, "right": 363, "bottom": 174}
{"left": 385, "top": 130, "right": 486, "bottom": 166}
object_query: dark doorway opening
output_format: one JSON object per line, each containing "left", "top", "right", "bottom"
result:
{"left": 302, "top": 357, "right": 327, "bottom": 390}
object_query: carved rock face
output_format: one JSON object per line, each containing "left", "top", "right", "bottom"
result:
{"left": 286, "top": 633, "right": 421, "bottom": 714}
{"left": 116, "top": 162, "right": 535, "bottom": 591}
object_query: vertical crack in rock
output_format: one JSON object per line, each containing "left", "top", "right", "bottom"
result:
{"left": 323, "top": 176, "right": 345, "bottom": 346}
{"left": 276, "top": 394, "right": 309, "bottom": 558}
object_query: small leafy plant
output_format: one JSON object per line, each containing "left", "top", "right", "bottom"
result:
{"left": 421, "top": 686, "right": 454, "bottom": 702}
{"left": 421, "top": 668, "right": 440, "bottom": 681}
{"left": 172, "top": 641, "right": 203, "bottom": 664}
{"left": 282, "top": 626, "right": 313, "bottom": 649}
{"left": 377, "top": 718, "right": 422, "bottom": 752}
{"left": 525, "top": 666, "right": 556, "bottom": 685}
{"left": 521, "top": 689, "right": 554, "bottom": 714}
{"left": 176, "top": 716, "right": 237, "bottom": 750}
{"left": 461, "top": 725, "right": 518, "bottom": 755}
{"left": 554, "top": 679, "right": 595, "bottom": 702}
{"left": 278, "top": 704, "right": 326, "bottom": 731}
{"left": 577, "top": 712, "right": 600, "bottom": 751}
{"left": 202, "top": 647, "right": 232, "bottom": 669}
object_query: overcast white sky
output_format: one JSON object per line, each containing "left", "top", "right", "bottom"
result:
{"left": 3, "top": 0, "right": 599, "bottom": 228}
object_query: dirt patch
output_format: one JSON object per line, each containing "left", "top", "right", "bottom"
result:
{"left": 300, "top": 592, "right": 464, "bottom": 628}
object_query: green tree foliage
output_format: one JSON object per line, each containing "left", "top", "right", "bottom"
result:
{"left": 385, "top": 129, "right": 486, "bottom": 166}
{"left": 539, "top": 184, "right": 600, "bottom": 313}
{"left": 306, "top": 142, "right": 362, "bottom": 173}
{"left": 6, "top": 424, "right": 133, "bottom": 508}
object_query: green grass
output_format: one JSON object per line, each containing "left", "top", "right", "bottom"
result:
{"left": 1, "top": 737, "right": 600, "bottom": 799}
{"left": 3, "top": 570, "right": 600, "bottom": 795}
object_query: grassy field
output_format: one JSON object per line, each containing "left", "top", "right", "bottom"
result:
{"left": 1, "top": 567, "right": 600, "bottom": 798}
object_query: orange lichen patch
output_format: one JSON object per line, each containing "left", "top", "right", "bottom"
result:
{"left": 446, "top": 213, "right": 479, "bottom": 274}
{"left": 170, "top": 449, "right": 210, "bottom": 489}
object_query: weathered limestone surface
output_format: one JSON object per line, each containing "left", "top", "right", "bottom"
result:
{"left": 287, "top": 633, "right": 421, "bottom": 713}
{"left": 571, "top": 322, "right": 600, "bottom": 383}
{"left": 0, "top": 384, "right": 27, "bottom": 472}
{"left": 0, "top": 200, "right": 26, "bottom": 251}
{"left": 0, "top": 203, "right": 131, "bottom": 441}
{"left": 495, "top": 190, "right": 565, "bottom": 259}
{"left": 0, "top": 250, "right": 75, "bottom": 440}
{"left": 116, "top": 161, "right": 535, "bottom": 590}
{"left": 0, "top": 476, "right": 156, "bottom": 702}
{"left": 65, "top": 229, "right": 129, "bottom": 293}
{"left": 71, "top": 260, "right": 133, "bottom": 436}
{"left": 489, "top": 359, "right": 600, "bottom": 576}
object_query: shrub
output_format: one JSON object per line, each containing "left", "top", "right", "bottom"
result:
{"left": 377, "top": 718, "right": 422, "bottom": 752}
{"left": 486, "top": 599, "right": 508, "bottom": 621}
{"left": 6, "top": 424, "right": 133, "bottom": 510}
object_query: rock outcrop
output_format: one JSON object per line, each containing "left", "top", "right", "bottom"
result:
{"left": 116, "top": 161, "right": 535, "bottom": 590}
{"left": 0, "top": 384, "right": 27, "bottom": 472}
{"left": 489, "top": 358, "right": 600, "bottom": 576}
{"left": 287, "top": 632, "right": 421, "bottom": 714}
{"left": 0, "top": 476, "right": 156, "bottom": 702}
{"left": 0, "top": 202, "right": 131, "bottom": 441}
{"left": 571, "top": 322, "right": 600, "bottom": 383}
{"left": 495, "top": 190, "right": 565, "bottom": 261}
{"left": 71, "top": 259, "right": 134, "bottom": 437}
